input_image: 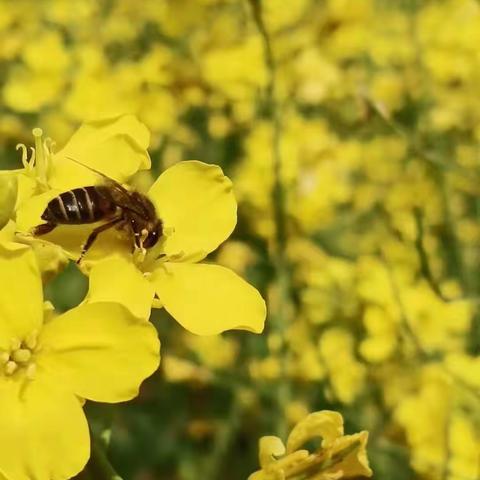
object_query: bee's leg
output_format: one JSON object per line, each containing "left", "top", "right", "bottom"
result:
{"left": 133, "top": 231, "right": 142, "bottom": 250}
{"left": 32, "top": 223, "right": 57, "bottom": 236}
{"left": 131, "top": 222, "right": 146, "bottom": 251}
{"left": 77, "top": 217, "right": 122, "bottom": 264}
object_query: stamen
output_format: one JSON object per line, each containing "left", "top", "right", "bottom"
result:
{"left": 25, "top": 330, "right": 38, "bottom": 349}
{"left": 12, "top": 349, "right": 31, "bottom": 363}
{"left": 44, "top": 137, "right": 56, "bottom": 156}
{"left": 4, "top": 360, "right": 18, "bottom": 376}
{"left": 16, "top": 144, "right": 36, "bottom": 171}
{"left": 16, "top": 144, "right": 28, "bottom": 168}
{"left": 0, "top": 352, "right": 10, "bottom": 365}
{"left": 1, "top": 334, "right": 38, "bottom": 380}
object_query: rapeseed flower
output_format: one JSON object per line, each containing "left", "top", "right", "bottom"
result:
{"left": 15, "top": 119, "right": 265, "bottom": 335}
{"left": 0, "top": 235, "right": 159, "bottom": 480}
{"left": 249, "top": 411, "right": 372, "bottom": 479}
{"left": 78, "top": 160, "right": 267, "bottom": 335}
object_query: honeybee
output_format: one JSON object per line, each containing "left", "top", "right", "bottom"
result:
{"left": 33, "top": 159, "right": 163, "bottom": 263}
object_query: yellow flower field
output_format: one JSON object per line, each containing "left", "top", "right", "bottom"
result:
{"left": 1, "top": 0, "right": 479, "bottom": 478}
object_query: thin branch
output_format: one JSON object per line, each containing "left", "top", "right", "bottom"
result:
{"left": 248, "top": 0, "right": 291, "bottom": 440}
{"left": 89, "top": 438, "right": 123, "bottom": 480}
{"left": 413, "top": 207, "right": 449, "bottom": 301}
{"left": 383, "top": 256, "right": 480, "bottom": 401}
{"left": 362, "top": 93, "right": 480, "bottom": 182}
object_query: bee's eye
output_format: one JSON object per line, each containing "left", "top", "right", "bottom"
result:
{"left": 143, "top": 229, "right": 159, "bottom": 249}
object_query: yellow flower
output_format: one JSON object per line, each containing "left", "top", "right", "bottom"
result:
{"left": 202, "top": 35, "right": 268, "bottom": 101}
{"left": 85, "top": 161, "right": 266, "bottom": 335}
{"left": 3, "top": 30, "right": 70, "bottom": 113}
{"left": 249, "top": 411, "right": 372, "bottom": 479}
{"left": 17, "top": 114, "right": 150, "bottom": 195}
{"left": 318, "top": 328, "right": 367, "bottom": 405}
{"left": 14, "top": 115, "right": 152, "bottom": 263}
{"left": 0, "top": 240, "right": 160, "bottom": 480}
{"left": 1, "top": 220, "right": 68, "bottom": 281}
{"left": 17, "top": 140, "right": 266, "bottom": 335}
{"left": 7, "top": 115, "right": 149, "bottom": 278}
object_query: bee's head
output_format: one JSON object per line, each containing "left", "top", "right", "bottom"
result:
{"left": 143, "top": 220, "right": 163, "bottom": 249}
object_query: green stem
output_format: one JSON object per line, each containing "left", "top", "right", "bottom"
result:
{"left": 248, "top": 0, "right": 292, "bottom": 440}
{"left": 413, "top": 207, "right": 448, "bottom": 301}
{"left": 88, "top": 437, "right": 123, "bottom": 480}
{"left": 203, "top": 392, "right": 243, "bottom": 479}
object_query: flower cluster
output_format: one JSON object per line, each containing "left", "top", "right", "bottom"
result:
{"left": 0, "top": 114, "right": 266, "bottom": 479}
{"left": 249, "top": 411, "right": 372, "bottom": 480}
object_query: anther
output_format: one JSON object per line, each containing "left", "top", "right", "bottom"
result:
{"left": 12, "top": 349, "right": 31, "bottom": 364}
{"left": 10, "top": 338, "right": 21, "bottom": 351}
{"left": 4, "top": 361, "right": 18, "bottom": 375}
{"left": 0, "top": 352, "right": 10, "bottom": 365}
{"left": 25, "top": 331, "right": 38, "bottom": 350}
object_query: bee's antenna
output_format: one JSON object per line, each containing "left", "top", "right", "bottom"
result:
{"left": 65, "top": 156, "right": 109, "bottom": 179}
{"left": 64, "top": 155, "right": 134, "bottom": 202}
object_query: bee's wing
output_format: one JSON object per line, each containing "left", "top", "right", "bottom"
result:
{"left": 65, "top": 156, "right": 148, "bottom": 218}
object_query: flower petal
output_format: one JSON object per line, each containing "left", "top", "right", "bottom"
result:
{"left": 15, "top": 172, "right": 37, "bottom": 212}
{"left": 150, "top": 262, "right": 266, "bottom": 335}
{"left": 148, "top": 161, "right": 237, "bottom": 262}
{"left": 0, "top": 171, "right": 18, "bottom": 228}
{"left": 86, "top": 256, "right": 155, "bottom": 320}
{"left": 49, "top": 114, "right": 151, "bottom": 190}
{"left": 328, "top": 431, "right": 373, "bottom": 478}
{"left": 286, "top": 411, "right": 344, "bottom": 453}
{"left": 258, "top": 436, "right": 286, "bottom": 468}
{"left": 37, "top": 302, "right": 160, "bottom": 402}
{"left": 15, "top": 189, "right": 60, "bottom": 234}
{"left": 0, "top": 220, "right": 30, "bottom": 252}
{"left": 0, "top": 378, "right": 89, "bottom": 480}
{"left": 0, "top": 246, "right": 43, "bottom": 350}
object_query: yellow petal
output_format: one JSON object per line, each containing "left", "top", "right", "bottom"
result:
{"left": 0, "top": 220, "right": 30, "bottom": 253}
{"left": 148, "top": 161, "right": 237, "bottom": 262}
{"left": 0, "top": 247, "right": 43, "bottom": 350}
{"left": 15, "top": 172, "right": 37, "bottom": 211}
{"left": 15, "top": 189, "right": 59, "bottom": 234}
{"left": 327, "top": 431, "right": 373, "bottom": 478}
{"left": 286, "top": 411, "right": 344, "bottom": 454}
{"left": 150, "top": 262, "right": 266, "bottom": 335}
{"left": 86, "top": 256, "right": 155, "bottom": 320}
{"left": 0, "top": 378, "right": 89, "bottom": 480}
{"left": 0, "top": 171, "right": 18, "bottom": 228}
{"left": 258, "top": 436, "right": 286, "bottom": 468}
{"left": 37, "top": 302, "right": 160, "bottom": 402}
{"left": 49, "top": 114, "right": 151, "bottom": 190}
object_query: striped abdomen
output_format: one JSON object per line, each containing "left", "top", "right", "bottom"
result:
{"left": 42, "top": 186, "right": 118, "bottom": 224}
